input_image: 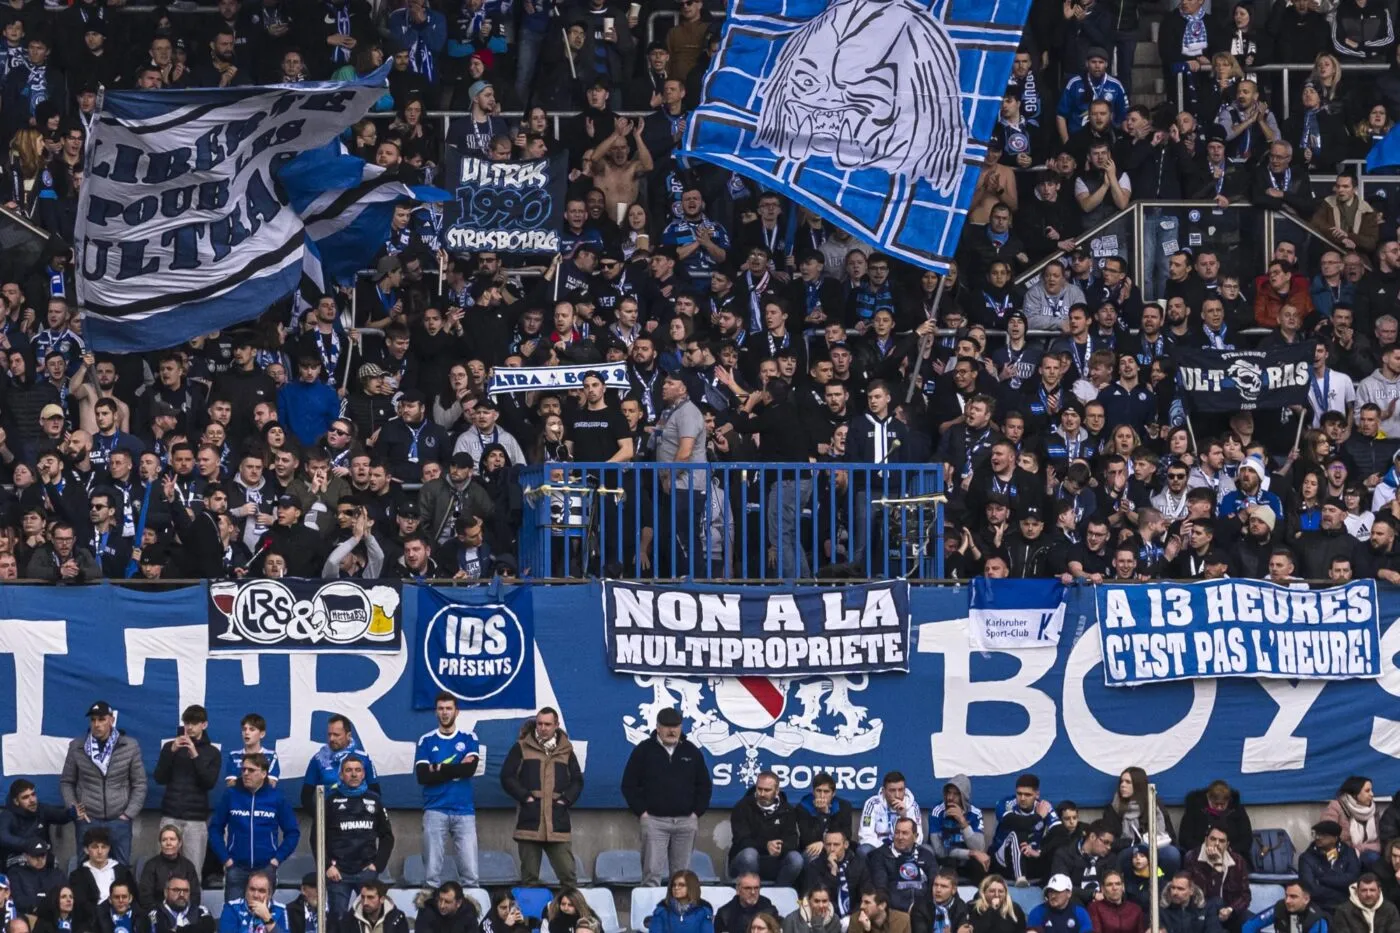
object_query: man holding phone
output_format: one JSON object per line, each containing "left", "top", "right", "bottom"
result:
{"left": 154, "top": 705, "right": 222, "bottom": 877}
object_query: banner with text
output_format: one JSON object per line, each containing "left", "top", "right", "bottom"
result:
{"left": 208, "top": 579, "right": 402, "bottom": 652}
{"left": 488, "top": 363, "right": 630, "bottom": 397}
{"left": 7, "top": 582, "right": 1400, "bottom": 807}
{"left": 969, "top": 578, "right": 1065, "bottom": 649}
{"left": 1173, "top": 343, "right": 1316, "bottom": 412}
{"left": 602, "top": 579, "right": 911, "bottom": 676}
{"left": 1095, "top": 579, "right": 1382, "bottom": 686}
{"left": 414, "top": 585, "right": 535, "bottom": 709}
{"left": 442, "top": 150, "right": 565, "bottom": 255}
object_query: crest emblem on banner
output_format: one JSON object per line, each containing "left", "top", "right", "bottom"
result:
{"left": 625, "top": 675, "right": 882, "bottom": 786}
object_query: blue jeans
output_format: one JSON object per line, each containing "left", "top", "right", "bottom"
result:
{"left": 424, "top": 810, "right": 479, "bottom": 886}
{"left": 766, "top": 478, "right": 813, "bottom": 578}
{"left": 729, "top": 848, "right": 805, "bottom": 886}
{"left": 329, "top": 869, "right": 379, "bottom": 923}
{"left": 1141, "top": 209, "right": 1180, "bottom": 302}
{"left": 225, "top": 864, "right": 278, "bottom": 902}
{"left": 515, "top": 30, "right": 544, "bottom": 105}
{"left": 77, "top": 818, "right": 132, "bottom": 865}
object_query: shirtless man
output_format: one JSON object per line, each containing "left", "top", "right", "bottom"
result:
{"left": 585, "top": 117, "right": 654, "bottom": 222}
{"left": 968, "top": 143, "right": 1018, "bottom": 225}
{"left": 74, "top": 352, "right": 132, "bottom": 434}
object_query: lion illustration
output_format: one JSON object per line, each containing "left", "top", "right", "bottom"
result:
{"left": 754, "top": 0, "right": 967, "bottom": 195}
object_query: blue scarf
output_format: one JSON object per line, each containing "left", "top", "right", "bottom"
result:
{"left": 84, "top": 729, "right": 118, "bottom": 775}
{"left": 1183, "top": 6, "right": 1207, "bottom": 50}
{"left": 23, "top": 61, "right": 46, "bottom": 115}
{"left": 411, "top": 35, "right": 435, "bottom": 82}
{"left": 327, "top": 0, "right": 352, "bottom": 61}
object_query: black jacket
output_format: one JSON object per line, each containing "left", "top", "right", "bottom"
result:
{"left": 796, "top": 794, "right": 855, "bottom": 847}
{"left": 149, "top": 903, "right": 215, "bottom": 933}
{"left": 287, "top": 895, "right": 319, "bottom": 933}
{"left": 153, "top": 734, "right": 222, "bottom": 820}
{"left": 728, "top": 790, "right": 801, "bottom": 862}
{"left": 714, "top": 896, "right": 778, "bottom": 933}
{"left": 97, "top": 908, "right": 150, "bottom": 933}
{"left": 803, "top": 853, "right": 869, "bottom": 910}
{"left": 868, "top": 844, "right": 938, "bottom": 913}
{"left": 10, "top": 862, "right": 64, "bottom": 915}
{"left": 911, "top": 897, "right": 971, "bottom": 933}
{"left": 1050, "top": 839, "right": 1113, "bottom": 901}
{"left": 620, "top": 732, "right": 712, "bottom": 818}
{"left": 137, "top": 854, "right": 202, "bottom": 913}
{"left": 413, "top": 898, "right": 479, "bottom": 933}
{"left": 0, "top": 797, "right": 74, "bottom": 867}
{"left": 70, "top": 861, "right": 139, "bottom": 913}
{"left": 324, "top": 789, "right": 394, "bottom": 875}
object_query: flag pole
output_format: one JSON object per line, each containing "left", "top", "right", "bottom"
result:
{"left": 1149, "top": 783, "right": 1160, "bottom": 933}
{"left": 904, "top": 272, "right": 947, "bottom": 403}
{"left": 124, "top": 479, "right": 154, "bottom": 578}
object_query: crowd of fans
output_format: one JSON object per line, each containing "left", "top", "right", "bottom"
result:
{"left": 3, "top": 0, "right": 1400, "bottom": 581}
{"left": 4, "top": 698, "right": 1399, "bottom": 933}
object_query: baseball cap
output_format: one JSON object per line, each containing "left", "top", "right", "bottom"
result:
{"left": 467, "top": 79, "right": 493, "bottom": 102}
{"left": 1204, "top": 551, "right": 1230, "bottom": 566}
{"left": 39, "top": 404, "right": 64, "bottom": 420}
{"left": 1084, "top": 47, "right": 1109, "bottom": 62}
{"left": 276, "top": 494, "right": 299, "bottom": 508}
{"left": 1323, "top": 496, "right": 1347, "bottom": 512}
{"left": 86, "top": 700, "right": 113, "bottom": 718}
{"left": 25, "top": 840, "right": 49, "bottom": 857}
{"left": 451, "top": 452, "right": 475, "bottom": 469}
{"left": 399, "top": 501, "right": 420, "bottom": 519}
{"left": 1046, "top": 874, "right": 1073, "bottom": 893}
{"left": 1018, "top": 505, "right": 1044, "bottom": 523}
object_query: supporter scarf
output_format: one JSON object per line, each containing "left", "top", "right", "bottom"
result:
{"left": 836, "top": 860, "right": 851, "bottom": 916}
{"left": 24, "top": 62, "right": 46, "bottom": 115}
{"left": 1020, "top": 71, "right": 1041, "bottom": 122}
{"left": 405, "top": 420, "right": 425, "bottom": 462}
{"left": 1182, "top": 6, "right": 1207, "bottom": 53}
{"left": 317, "top": 329, "right": 342, "bottom": 389}
{"left": 987, "top": 227, "right": 1008, "bottom": 247}
{"left": 411, "top": 37, "right": 435, "bottom": 82}
{"left": 327, "top": 0, "right": 353, "bottom": 61}
{"left": 84, "top": 729, "right": 119, "bottom": 775}
{"left": 1339, "top": 793, "right": 1376, "bottom": 844}
{"left": 1302, "top": 109, "right": 1320, "bottom": 152}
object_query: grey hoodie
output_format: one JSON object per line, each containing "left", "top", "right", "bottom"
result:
{"left": 929, "top": 774, "right": 987, "bottom": 860}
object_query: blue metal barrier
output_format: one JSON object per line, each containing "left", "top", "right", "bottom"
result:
{"left": 516, "top": 462, "right": 945, "bottom": 581}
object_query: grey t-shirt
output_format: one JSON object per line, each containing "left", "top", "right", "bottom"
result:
{"left": 656, "top": 399, "right": 707, "bottom": 488}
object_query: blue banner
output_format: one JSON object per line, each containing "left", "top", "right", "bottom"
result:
{"left": 968, "top": 578, "right": 1065, "bottom": 649}
{"left": 3, "top": 581, "right": 1400, "bottom": 810}
{"left": 414, "top": 586, "right": 535, "bottom": 710}
{"left": 1095, "top": 580, "right": 1383, "bottom": 687}
{"left": 76, "top": 68, "right": 394, "bottom": 351}
{"left": 603, "top": 579, "right": 911, "bottom": 676}
{"left": 683, "top": 0, "right": 1028, "bottom": 269}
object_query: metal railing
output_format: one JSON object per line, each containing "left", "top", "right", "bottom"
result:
{"left": 517, "top": 461, "right": 946, "bottom": 581}
{"left": 1014, "top": 199, "right": 1360, "bottom": 290}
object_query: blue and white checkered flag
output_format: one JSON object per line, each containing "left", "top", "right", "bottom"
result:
{"left": 683, "top": 0, "right": 1029, "bottom": 270}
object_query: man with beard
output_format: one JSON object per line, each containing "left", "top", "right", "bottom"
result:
{"left": 1220, "top": 457, "right": 1285, "bottom": 521}
{"left": 1359, "top": 517, "right": 1400, "bottom": 581}
{"left": 966, "top": 440, "right": 1042, "bottom": 528}
{"left": 1298, "top": 498, "right": 1366, "bottom": 578}
{"left": 191, "top": 27, "right": 248, "bottom": 87}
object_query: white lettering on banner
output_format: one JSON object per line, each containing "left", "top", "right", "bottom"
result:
{"left": 922, "top": 620, "right": 1057, "bottom": 777}
{"left": 284, "top": 652, "right": 415, "bottom": 779}
{"left": 1241, "top": 680, "right": 1325, "bottom": 772}
{"left": 445, "top": 229, "right": 560, "bottom": 252}
{"left": 764, "top": 595, "right": 802, "bottom": 631}
{"left": 126, "top": 625, "right": 257, "bottom": 715}
{"left": 1063, "top": 624, "right": 1215, "bottom": 774}
{"left": 0, "top": 619, "right": 71, "bottom": 776}
{"left": 1178, "top": 361, "right": 1310, "bottom": 394}
{"left": 1369, "top": 620, "right": 1400, "bottom": 758}
{"left": 457, "top": 160, "right": 548, "bottom": 188}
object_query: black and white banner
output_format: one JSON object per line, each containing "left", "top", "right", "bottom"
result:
{"left": 603, "top": 580, "right": 911, "bottom": 676}
{"left": 76, "top": 68, "right": 392, "bottom": 352}
{"left": 488, "top": 363, "right": 630, "bottom": 396}
{"left": 1174, "top": 343, "right": 1316, "bottom": 412}
{"left": 208, "top": 579, "right": 402, "bottom": 652}
{"left": 443, "top": 150, "right": 566, "bottom": 255}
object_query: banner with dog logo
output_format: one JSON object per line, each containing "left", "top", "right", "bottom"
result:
{"left": 207, "top": 579, "right": 402, "bottom": 652}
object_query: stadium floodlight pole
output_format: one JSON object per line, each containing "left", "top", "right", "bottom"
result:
{"left": 316, "top": 785, "right": 327, "bottom": 933}
{"left": 1149, "top": 783, "right": 1160, "bottom": 933}
{"left": 904, "top": 272, "right": 948, "bottom": 403}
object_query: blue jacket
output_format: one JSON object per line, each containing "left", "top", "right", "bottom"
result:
{"left": 277, "top": 380, "right": 340, "bottom": 447}
{"left": 1026, "top": 901, "right": 1093, "bottom": 933}
{"left": 649, "top": 899, "right": 715, "bottom": 933}
{"left": 218, "top": 899, "right": 289, "bottom": 933}
{"left": 1299, "top": 843, "right": 1363, "bottom": 912}
{"left": 209, "top": 782, "right": 300, "bottom": 870}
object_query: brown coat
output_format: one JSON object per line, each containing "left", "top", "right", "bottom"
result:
{"left": 499, "top": 718, "right": 584, "bottom": 843}
{"left": 1310, "top": 196, "right": 1381, "bottom": 255}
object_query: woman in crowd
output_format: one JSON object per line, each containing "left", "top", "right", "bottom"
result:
{"left": 649, "top": 871, "right": 714, "bottom": 933}
{"left": 1321, "top": 776, "right": 1381, "bottom": 864}
{"left": 547, "top": 888, "right": 599, "bottom": 933}
{"left": 1103, "top": 767, "right": 1181, "bottom": 876}
{"left": 481, "top": 893, "right": 532, "bottom": 933}
{"left": 969, "top": 875, "right": 1025, "bottom": 933}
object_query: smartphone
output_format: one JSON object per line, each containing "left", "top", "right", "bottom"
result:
{"left": 177, "top": 724, "right": 186, "bottom": 737}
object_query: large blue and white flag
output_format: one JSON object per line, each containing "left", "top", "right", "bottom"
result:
{"left": 279, "top": 142, "right": 450, "bottom": 287}
{"left": 76, "top": 69, "right": 392, "bottom": 352}
{"left": 683, "top": 0, "right": 1028, "bottom": 270}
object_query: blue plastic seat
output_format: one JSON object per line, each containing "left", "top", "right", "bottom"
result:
{"left": 595, "top": 850, "right": 644, "bottom": 885}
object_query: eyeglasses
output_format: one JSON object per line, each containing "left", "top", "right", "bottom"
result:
{"left": 329, "top": 427, "right": 349, "bottom": 436}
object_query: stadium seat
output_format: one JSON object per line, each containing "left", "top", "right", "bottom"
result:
{"left": 479, "top": 850, "right": 520, "bottom": 885}
{"left": 203, "top": 891, "right": 225, "bottom": 918}
{"left": 389, "top": 888, "right": 422, "bottom": 920}
{"left": 689, "top": 851, "right": 720, "bottom": 884}
{"left": 764, "top": 888, "right": 799, "bottom": 918}
{"left": 958, "top": 886, "right": 977, "bottom": 903}
{"left": 540, "top": 853, "right": 592, "bottom": 885}
{"left": 277, "top": 854, "right": 316, "bottom": 888}
{"left": 700, "top": 886, "right": 734, "bottom": 910}
{"left": 511, "top": 887, "right": 554, "bottom": 920}
{"left": 1009, "top": 886, "right": 1043, "bottom": 915}
{"left": 578, "top": 888, "right": 622, "bottom": 933}
{"left": 464, "top": 887, "right": 491, "bottom": 917}
{"left": 595, "top": 850, "right": 645, "bottom": 885}
{"left": 628, "top": 886, "right": 667, "bottom": 931}
{"left": 401, "top": 854, "right": 426, "bottom": 887}
{"left": 1249, "top": 883, "right": 1288, "bottom": 916}
{"left": 135, "top": 856, "right": 149, "bottom": 878}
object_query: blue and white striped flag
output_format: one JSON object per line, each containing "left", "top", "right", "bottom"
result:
{"left": 683, "top": 0, "right": 1032, "bottom": 270}
{"left": 278, "top": 142, "right": 450, "bottom": 287}
{"left": 76, "top": 67, "right": 393, "bottom": 352}
{"left": 968, "top": 579, "right": 1067, "bottom": 649}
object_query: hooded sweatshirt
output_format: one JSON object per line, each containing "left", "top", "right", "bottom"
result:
{"left": 929, "top": 775, "right": 986, "bottom": 862}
